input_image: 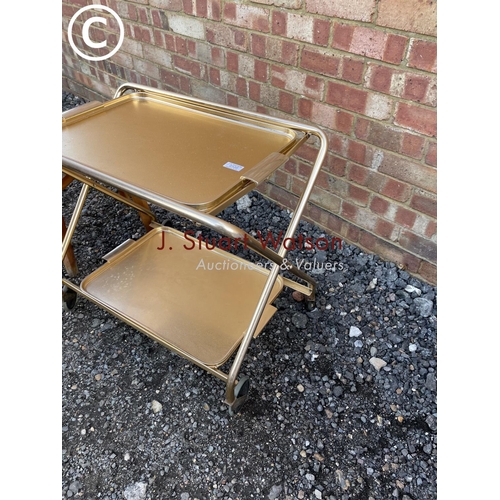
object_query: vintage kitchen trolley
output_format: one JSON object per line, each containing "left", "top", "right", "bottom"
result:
{"left": 62, "top": 83, "right": 328, "bottom": 413}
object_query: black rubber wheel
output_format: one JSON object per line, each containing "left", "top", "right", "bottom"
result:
{"left": 305, "top": 299, "right": 316, "bottom": 312}
{"left": 62, "top": 286, "right": 78, "bottom": 312}
{"left": 228, "top": 375, "right": 250, "bottom": 416}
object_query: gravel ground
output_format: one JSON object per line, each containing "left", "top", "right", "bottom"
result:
{"left": 62, "top": 91, "right": 437, "bottom": 500}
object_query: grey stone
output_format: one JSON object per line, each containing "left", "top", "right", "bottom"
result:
{"left": 425, "top": 373, "right": 437, "bottom": 392}
{"left": 292, "top": 313, "right": 308, "bottom": 329}
{"left": 349, "top": 326, "right": 362, "bottom": 337}
{"left": 369, "top": 357, "right": 387, "bottom": 371}
{"left": 123, "top": 482, "right": 147, "bottom": 500}
{"left": 414, "top": 297, "right": 433, "bottom": 317}
{"left": 268, "top": 484, "right": 282, "bottom": 500}
{"left": 236, "top": 194, "right": 252, "bottom": 210}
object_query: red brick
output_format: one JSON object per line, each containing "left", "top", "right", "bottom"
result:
{"left": 403, "top": 75, "right": 430, "bottom": 103}
{"left": 347, "top": 140, "right": 366, "bottom": 164}
{"left": 419, "top": 261, "right": 436, "bottom": 285}
{"left": 280, "top": 41, "right": 300, "bottom": 65}
{"left": 336, "top": 110, "right": 354, "bottom": 134}
{"left": 284, "top": 158, "right": 297, "bottom": 175}
{"left": 395, "top": 206, "right": 417, "bottom": 228}
{"left": 365, "top": 122, "right": 403, "bottom": 153}
{"left": 408, "top": 39, "right": 437, "bottom": 73}
{"left": 160, "top": 68, "right": 181, "bottom": 90}
{"left": 208, "top": 0, "right": 222, "bottom": 21}
{"left": 62, "top": 5, "right": 77, "bottom": 17}
{"left": 355, "top": 118, "right": 370, "bottom": 140}
{"left": 249, "top": 81, "right": 260, "bottom": 101}
{"left": 125, "top": 4, "right": 138, "bottom": 21}
{"left": 325, "top": 132, "right": 345, "bottom": 155}
{"left": 272, "top": 10, "right": 287, "bottom": 36}
{"left": 341, "top": 201, "right": 358, "bottom": 221}
{"left": 382, "top": 34, "right": 407, "bottom": 64}
{"left": 359, "top": 231, "right": 421, "bottom": 273}
{"left": 346, "top": 223, "right": 361, "bottom": 243}
{"left": 324, "top": 212, "right": 345, "bottom": 237}
{"left": 209, "top": 67, "right": 220, "bottom": 86}
{"left": 268, "top": 184, "right": 298, "bottom": 212}
{"left": 425, "top": 141, "right": 437, "bottom": 167}
{"left": 291, "top": 175, "right": 306, "bottom": 197}
{"left": 196, "top": 0, "right": 208, "bottom": 17}
{"left": 425, "top": 220, "right": 437, "bottom": 239}
{"left": 395, "top": 102, "right": 437, "bottom": 137}
{"left": 410, "top": 192, "right": 437, "bottom": 217}
{"left": 313, "top": 18, "right": 331, "bottom": 46}
{"left": 348, "top": 163, "right": 368, "bottom": 185}
{"left": 182, "top": 0, "right": 194, "bottom": 12}
{"left": 279, "top": 91, "right": 294, "bottom": 113}
{"left": 173, "top": 55, "right": 202, "bottom": 78}
{"left": 298, "top": 161, "right": 313, "bottom": 180}
{"left": 298, "top": 98, "right": 312, "bottom": 120}
{"left": 301, "top": 49, "right": 340, "bottom": 77}
{"left": 332, "top": 23, "right": 354, "bottom": 51}
{"left": 227, "top": 52, "right": 238, "bottom": 72}
{"left": 380, "top": 178, "right": 411, "bottom": 202}
{"left": 342, "top": 58, "right": 364, "bottom": 84}
{"left": 175, "top": 36, "right": 188, "bottom": 56}
{"left": 376, "top": 218, "right": 396, "bottom": 239}
{"left": 401, "top": 133, "right": 425, "bottom": 159}
{"left": 251, "top": 33, "right": 266, "bottom": 57}
{"left": 164, "top": 33, "right": 175, "bottom": 52}
{"left": 255, "top": 60, "right": 268, "bottom": 82}
{"left": 227, "top": 94, "right": 238, "bottom": 107}
{"left": 399, "top": 230, "right": 436, "bottom": 262}
{"left": 326, "top": 82, "right": 367, "bottom": 114}
{"left": 236, "top": 77, "right": 247, "bottom": 96}
{"left": 370, "top": 196, "right": 389, "bottom": 216}
{"left": 325, "top": 154, "right": 347, "bottom": 177}
{"left": 349, "top": 184, "right": 370, "bottom": 205}
{"left": 366, "top": 64, "right": 394, "bottom": 94}
{"left": 137, "top": 6, "right": 149, "bottom": 24}
{"left": 271, "top": 169, "right": 290, "bottom": 190}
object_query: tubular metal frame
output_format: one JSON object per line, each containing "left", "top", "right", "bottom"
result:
{"left": 62, "top": 83, "right": 328, "bottom": 412}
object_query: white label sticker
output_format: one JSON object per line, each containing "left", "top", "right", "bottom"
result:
{"left": 223, "top": 161, "right": 244, "bottom": 172}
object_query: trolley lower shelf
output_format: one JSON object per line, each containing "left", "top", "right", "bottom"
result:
{"left": 80, "top": 227, "right": 283, "bottom": 368}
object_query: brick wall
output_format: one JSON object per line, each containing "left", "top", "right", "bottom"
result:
{"left": 62, "top": 0, "right": 437, "bottom": 284}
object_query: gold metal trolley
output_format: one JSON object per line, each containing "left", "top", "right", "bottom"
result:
{"left": 62, "top": 83, "right": 327, "bottom": 414}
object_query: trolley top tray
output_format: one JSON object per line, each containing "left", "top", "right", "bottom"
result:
{"left": 62, "top": 91, "right": 299, "bottom": 212}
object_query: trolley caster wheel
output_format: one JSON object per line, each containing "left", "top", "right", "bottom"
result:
{"left": 62, "top": 286, "right": 78, "bottom": 312}
{"left": 305, "top": 300, "right": 316, "bottom": 312}
{"left": 228, "top": 375, "right": 250, "bottom": 416}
